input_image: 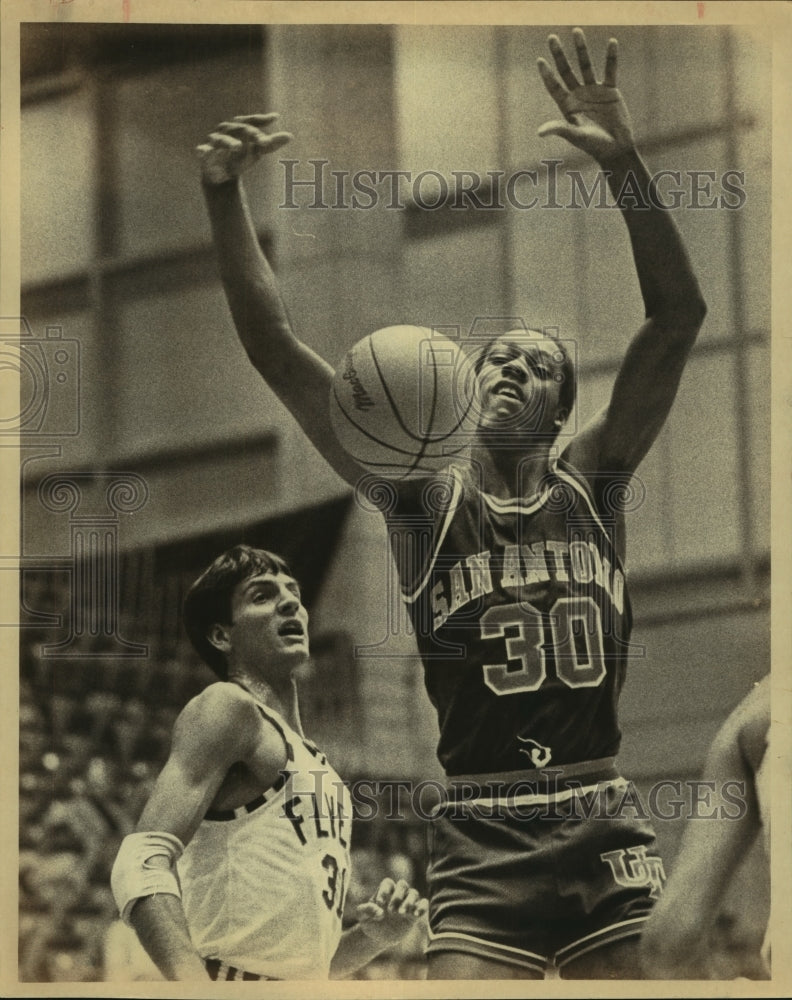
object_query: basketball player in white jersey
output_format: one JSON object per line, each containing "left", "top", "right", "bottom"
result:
{"left": 110, "top": 545, "right": 427, "bottom": 981}
{"left": 640, "top": 675, "right": 771, "bottom": 979}
{"left": 195, "top": 30, "right": 707, "bottom": 979}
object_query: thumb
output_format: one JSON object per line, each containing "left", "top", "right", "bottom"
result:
{"left": 356, "top": 901, "right": 384, "bottom": 923}
{"left": 537, "top": 120, "right": 582, "bottom": 144}
{"left": 256, "top": 131, "right": 293, "bottom": 153}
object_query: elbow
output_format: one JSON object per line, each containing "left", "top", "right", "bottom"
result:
{"left": 681, "top": 289, "right": 708, "bottom": 329}
{"left": 653, "top": 293, "right": 707, "bottom": 344}
{"left": 691, "top": 292, "right": 708, "bottom": 327}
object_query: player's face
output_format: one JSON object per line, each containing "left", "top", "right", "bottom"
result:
{"left": 225, "top": 571, "right": 310, "bottom": 670}
{"left": 476, "top": 334, "right": 567, "bottom": 434}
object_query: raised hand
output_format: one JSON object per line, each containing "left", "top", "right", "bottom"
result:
{"left": 196, "top": 113, "right": 293, "bottom": 186}
{"left": 354, "top": 877, "right": 428, "bottom": 948}
{"left": 537, "top": 28, "right": 635, "bottom": 162}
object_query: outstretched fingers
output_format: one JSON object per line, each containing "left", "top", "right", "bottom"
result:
{"left": 233, "top": 112, "right": 282, "bottom": 127}
{"left": 540, "top": 30, "right": 619, "bottom": 96}
{"left": 215, "top": 119, "right": 293, "bottom": 149}
{"left": 547, "top": 34, "right": 580, "bottom": 90}
{"left": 215, "top": 121, "right": 264, "bottom": 140}
{"left": 537, "top": 57, "right": 569, "bottom": 109}
{"left": 572, "top": 28, "right": 597, "bottom": 85}
{"left": 195, "top": 132, "right": 242, "bottom": 159}
{"left": 603, "top": 37, "right": 619, "bottom": 87}
{"left": 195, "top": 113, "right": 292, "bottom": 184}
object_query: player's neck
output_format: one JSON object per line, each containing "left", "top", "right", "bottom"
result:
{"left": 470, "top": 441, "right": 556, "bottom": 499}
{"left": 231, "top": 671, "right": 304, "bottom": 735}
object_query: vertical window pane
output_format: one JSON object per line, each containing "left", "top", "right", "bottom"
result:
{"left": 642, "top": 26, "right": 729, "bottom": 136}
{"left": 114, "top": 282, "right": 283, "bottom": 455}
{"left": 394, "top": 26, "right": 500, "bottom": 178}
{"left": 666, "top": 351, "right": 742, "bottom": 563}
{"left": 116, "top": 49, "right": 266, "bottom": 258}
{"left": 22, "top": 90, "right": 95, "bottom": 282}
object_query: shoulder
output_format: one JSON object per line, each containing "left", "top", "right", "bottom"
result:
{"left": 734, "top": 678, "right": 771, "bottom": 774}
{"left": 711, "top": 676, "right": 770, "bottom": 776}
{"left": 398, "top": 464, "right": 467, "bottom": 508}
{"left": 177, "top": 680, "right": 257, "bottom": 726}
{"left": 171, "top": 682, "right": 265, "bottom": 763}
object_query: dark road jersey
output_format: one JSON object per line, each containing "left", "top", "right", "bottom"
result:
{"left": 386, "top": 459, "right": 635, "bottom": 775}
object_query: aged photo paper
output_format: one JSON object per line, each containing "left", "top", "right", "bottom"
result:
{"left": 1, "top": 1, "right": 790, "bottom": 998}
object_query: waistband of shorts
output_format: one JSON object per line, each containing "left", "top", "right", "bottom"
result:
{"left": 443, "top": 757, "right": 620, "bottom": 800}
{"left": 204, "top": 958, "right": 278, "bottom": 981}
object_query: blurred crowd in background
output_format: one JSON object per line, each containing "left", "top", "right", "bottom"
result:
{"left": 18, "top": 574, "right": 428, "bottom": 982}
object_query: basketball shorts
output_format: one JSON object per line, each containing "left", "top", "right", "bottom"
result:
{"left": 426, "top": 758, "right": 665, "bottom": 975}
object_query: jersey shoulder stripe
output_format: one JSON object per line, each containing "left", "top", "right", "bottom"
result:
{"left": 552, "top": 459, "right": 611, "bottom": 537}
{"left": 204, "top": 702, "right": 295, "bottom": 822}
{"left": 402, "top": 466, "right": 463, "bottom": 605}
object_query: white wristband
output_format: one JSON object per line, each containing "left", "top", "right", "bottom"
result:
{"left": 111, "top": 831, "right": 185, "bottom": 925}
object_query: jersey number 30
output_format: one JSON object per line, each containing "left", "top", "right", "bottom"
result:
{"left": 482, "top": 597, "right": 606, "bottom": 694}
{"left": 322, "top": 853, "right": 348, "bottom": 917}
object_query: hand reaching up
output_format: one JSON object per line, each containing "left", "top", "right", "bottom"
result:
{"left": 537, "top": 28, "right": 635, "bottom": 163}
{"left": 196, "top": 113, "right": 293, "bottom": 185}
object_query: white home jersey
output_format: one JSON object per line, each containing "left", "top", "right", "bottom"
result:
{"left": 178, "top": 703, "right": 352, "bottom": 979}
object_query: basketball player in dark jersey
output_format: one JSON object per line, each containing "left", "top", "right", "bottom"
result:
{"left": 110, "top": 545, "right": 428, "bottom": 981}
{"left": 197, "top": 30, "right": 706, "bottom": 979}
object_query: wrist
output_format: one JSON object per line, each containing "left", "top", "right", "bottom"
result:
{"left": 596, "top": 144, "right": 639, "bottom": 169}
{"left": 357, "top": 917, "right": 399, "bottom": 950}
{"left": 357, "top": 918, "right": 384, "bottom": 944}
{"left": 201, "top": 174, "right": 241, "bottom": 193}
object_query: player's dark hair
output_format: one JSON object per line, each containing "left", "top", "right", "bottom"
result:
{"left": 182, "top": 544, "right": 294, "bottom": 679}
{"left": 473, "top": 331, "right": 577, "bottom": 435}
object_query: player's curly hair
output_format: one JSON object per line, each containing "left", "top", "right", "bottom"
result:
{"left": 183, "top": 544, "right": 294, "bottom": 679}
{"left": 473, "top": 330, "right": 577, "bottom": 434}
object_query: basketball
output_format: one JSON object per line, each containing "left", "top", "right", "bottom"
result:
{"left": 329, "top": 325, "right": 477, "bottom": 479}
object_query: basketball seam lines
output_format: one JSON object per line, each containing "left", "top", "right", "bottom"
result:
{"left": 331, "top": 384, "right": 435, "bottom": 461}
{"left": 406, "top": 338, "right": 439, "bottom": 477}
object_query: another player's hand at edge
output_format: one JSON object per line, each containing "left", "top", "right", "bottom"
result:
{"left": 537, "top": 28, "right": 635, "bottom": 163}
{"left": 355, "top": 877, "right": 428, "bottom": 948}
{"left": 196, "top": 113, "right": 293, "bottom": 186}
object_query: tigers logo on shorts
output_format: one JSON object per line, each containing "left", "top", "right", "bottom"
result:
{"left": 600, "top": 846, "right": 666, "bottom": 899}
{"left": 517, "top": 737, "right": 552, "bottom": 767}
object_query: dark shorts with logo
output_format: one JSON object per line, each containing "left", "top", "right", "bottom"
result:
{"left": 426, "top": 759, "right": 663, "bottom": 975}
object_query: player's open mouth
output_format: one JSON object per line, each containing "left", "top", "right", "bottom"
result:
{"left": 491, "top": 380, "right": 525, "bottom": 403}
{"left": 278, "top": 620, "right": 305, "bottom": 637}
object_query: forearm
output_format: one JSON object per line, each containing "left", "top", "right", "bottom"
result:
{"left": 603, "top": 149, "right": 706, "bottom": 325}
{"left": 202, "top": 177, "right": 296, "bottom": 379}
{"left": 129, "top": 893, "right": 209, "bottom": 981}
{"left": 641, "top": 741, "right": 761, "bottom": 977}
{"left": 330, "top": 924, "right": 392, "bottom": 979}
